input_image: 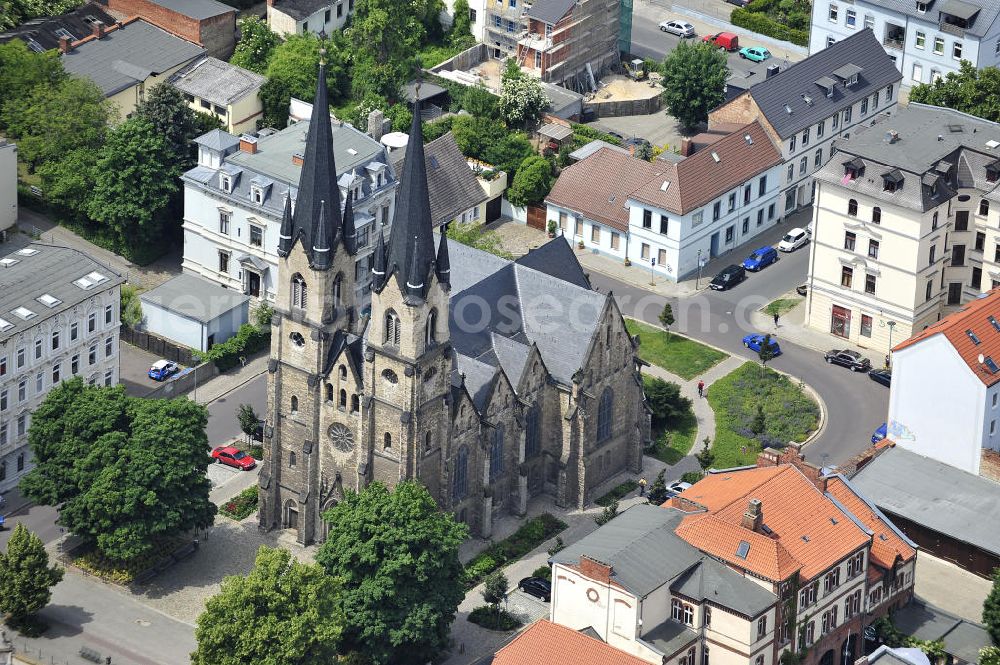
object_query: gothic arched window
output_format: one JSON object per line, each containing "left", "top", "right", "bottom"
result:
{"left": 425, "top": 430, "right": 432, "bottom": 451}
{"left": 325, "top": 383, "right": 333, "bottom": 402}
{"left": 872, "top": 206, "right": 882, "bottom": 224}
{"left": 384, "top": 309, "right": 400, "bottom": 346}
{"left": 452, "top": 445, "right": 469, "bottom": 500}
{"left": 290, "top": 395, "right": 299, "bottom": 415}
{"left": 598, "top": 387, "right": 613, "bottom": 442}
{"left": 525, "top": 404, "right": 541, "bottom": 458}
{"left": 333, "top": 273, "right": 343, "bottom": 307}
{"left": 426, "top": 308, "right": 438, "bottom": 346}
{"left": 350, "top": 394, "right": 359, "bottom": 413}
{"left": 291, "top": 274, "right": 307, "bottom": 308}
{"left": 339, "top": 364, "right": 347, "bottom": 380}
{"left": 339, "top": 389, "right": 347, "bottom": 409}
{"left": 383, "top": 432, "right": 392, "bottom": 450}
{"left": 489, "top": 424, "right": 504, "bottom": 481}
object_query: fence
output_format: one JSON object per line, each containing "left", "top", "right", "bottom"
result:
{"left": 583, "top": 95, "right": 662, "bottom": 119}
{"left": 120, "top": 326, "right": 196, "bottom": 366}
{"left": 143, "top": 362, "right": 218, "bottom": 400}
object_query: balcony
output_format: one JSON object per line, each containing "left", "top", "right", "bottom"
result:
{"left": 883, "top": 24, "right": 905, "bottom": 50}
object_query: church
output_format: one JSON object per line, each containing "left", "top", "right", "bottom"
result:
{"left": 258, "top": 59, "right": 651, "bottom": 544}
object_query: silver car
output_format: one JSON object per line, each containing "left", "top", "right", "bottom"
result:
{"left": 659, "top": 19, "right": 696, "bottom": 37}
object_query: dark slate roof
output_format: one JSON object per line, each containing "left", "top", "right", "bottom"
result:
{"left": 892, "top": 600, "right": 994, "bottom": 664}
{"left": 526, "top": 0, "right": 576, "bottom": 24}
{"left": 323, "top": 329, "right": 364, "bottom": 385}
{"left": 144, "top": 0, "right": 235, "bottom": 20}
{"left": 0, "top": 2, "right": 115, "bottom": 51}
{"left": 640, "top": 621, "right": 698, "bottom": 659}
{"left": 61, "top": 19, "right": 205, "bottom": 96}
{"left": 854, "top": 0, "right": 1000, "bottom": 38}
{"left": 170, "top": 56, "right": 264, "bottom": 106}
{"left": 0, "top": 244, "right": 124, "bottom": 342}
{"left": 141, "top": 273, "right": 248, "bottom": 323}
{"left": 269, "top": 0, "right": 333, "bottom": 21}
{"left": 193, "top": 128, "right": 240, "bottom": 152}
{"left": 515, "top": 238, "right": 591, "bottom": 290}
{"left": 741, "top": 29, "right": 900, "bottom": 139}
{"left": 391, "top": 132, "right": 488, "bottom": 228}
{"left": 669, "top": 557, "right": 776, "bottom": 618}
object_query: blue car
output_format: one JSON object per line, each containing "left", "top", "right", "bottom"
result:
{"left": 742, "top": 333, "right": 782, "bottom": 356}
{"left": 871, "top": 422, "right": 887, "bottom": 445}
{"left": 742, "top": 246, "right": 778, "bottom": 271}
{"left": 148, "top": 359, "right": 179, "bottom": 381}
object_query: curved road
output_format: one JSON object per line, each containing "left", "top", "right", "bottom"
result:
{"left": 589, "top": 246, "right": 889, "bottom": 468}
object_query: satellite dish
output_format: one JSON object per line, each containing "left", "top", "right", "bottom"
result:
{"left": 979, "top": 354, "right": 985, "bottom": 364}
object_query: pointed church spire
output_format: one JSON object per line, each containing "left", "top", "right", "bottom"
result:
{"left": 341, "top": 188, "right": 357, "bottom": 256}
{"left": 386, "top": 94, "right": 435, "bottom": 296}
{"left": 435, "top": 227, "right": 450, "bottom": 290}
{"left": 290, "top": 51, "right": 342, "bottom": 268}
{"left": 371, "top": 223, "right": 387, "bottom": 291}
{"left": 312, "top": 199, "right": 332, "bottom": 270}
{"left": 277, "top": 192, "right": 294, "bottom": 257}
{"left": 405, "top": 235, "right": 425, "bottom": 301}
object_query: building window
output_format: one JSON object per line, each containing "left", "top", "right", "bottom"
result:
{"left": 872, "top": 206, "right": 881, "bottom": 224}
{"left": 249, "top": 224, "right": 263, "bottom": 247}
{"left": 844, "top": 232, "right": 856, "bottom": 251}
{"left": 658, "top": 248, "right": 667, "bottom": 267}
{"left": 953, "top": 42, "right": 963, "bottom": 59}
{"left": 704, "top": 606, "right": 712, "bottom": 627}
{"left": 70, "top": 322, "right": 78, "bottom": 342}
{"left": 799, "top": 157, "right": 808, "bottom": 175}
{"left": 489, "top": 424, "right": 504, "bottom": 481}
{"left": 976, "top": 232, "right": 986, "bottom": 252}
{"left": 105, "top": 304, "right": 113, "bottom": 325}
{"left": 725, "top": 226, "right": 735, "bottom": 243}
{"left": 931, "top": 245, "right": 938, "bottom": 265}
{"left": 728, "top": 192, "right": 736, "bottom": 212}
{"left": 52, "top": 363, "right": 60, "bottom": 384}
{"left": 956, "top": 210, "right": 969, "bottom": 230}
{"left": 384, "top": 310, "right": 400, "bottom": 346}
{"left": 642, "top": 208, "right": 652, "bottom": 229}
{"left": 842, "top": 267, "right": 853, "bottom": 288}
{"left": 973, "top": 267, "right": 983, "bottom": 289}
{"left": 452, "top": 445, "right": 469, "bottom": 499}
{"left": 861, "top": 314, "right": 873, "bottom": 337}
{"left": 755, "top": 657, "right": 764, "bottom": 665}
{"left": 742, "top": 218, "right": 749, "bottom": 234}
{"left": 88, "top": 313, "right": 96, "bottom": 333}
{"left": 915, "top": 31, "right": 926, "bottom": 49}
{"left": 218, "top": 251, "right": 230, "bottom": 274}
{"left": 814, "top": 148, "right": 823, "bottom": 168}
{"left": 591, "top": 224, "right": 600, "bottom": 243}
{"left": 17, "top": 413, "right": 26, "bottom": 437}
{"left": 980, "top": 199, "right": 991, "bottom": 216}
{"left": 848, "top": 199, "right": 858, "bottom": 216}
{"left": 660, "top": 215, "right": 669, "bottom": 234}
{"left": 861, "top": 97, "right": 868, "bottom": 115}
{"left": 291, "top": 275, "right": 307, "bottom": 308}
{"left": 597, "top": 388, "right": 613, "bottom": 442}
{"left": 71, "top": 354, "right": 79, "bottom": 375}
{"left": 933, "top": 36, "right": 944, "bottom": 55}
{"left": 865, "top": 274, "right": 877, "bottom": 294}
{"left": 789, "top": 135, "right": 796, "bottom": 152}
{"left": 757, "top": 616, "right": 767, "bottom": 639}
{"left": 611, "top": 232, "right": 620, "bottom": 250}
{"left": 105, "top": 336, "right": 113, "bottom": 357}
{"left": 768, "top": 203, "right": 776, "bottom": 220}
{"left": 786, "top": 164, "right": 794, "bottom": 182}
{"left": 640, "top": 243, "right": 650, "bottom": 260}
{"left": 829, "top": 4, "right": 838, "bottom": 21}
{"left": 15, "top": 348, "right": 23, "bottom": 370}
{"left": 17, "top": 381, "right": 25, "bottom": 403}
{"left": 827, "top": 35, "right": 836, "bottom": 47}
{"left": 846, "top": 8, "right": 856, "bottom": 26}
{"left": 865, "top": 14, "right": 875, "bottom": 29}
{"left": 953, "top": 244, "right": 966, "bottom": 266}
{"left": 868, "top": 239, "right": 879, "bottom": 259}
{"left": 35, "top": 372, "right": 42, "bottom": 394}
{"left": 802, "top": 128, "right": 810, "bottom": 147}
{"left": 51, "top": 330, "right": 59, "bottom": 350}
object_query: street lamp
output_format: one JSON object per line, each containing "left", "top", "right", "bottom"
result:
{"left": 696, "top": 249, "right": 704, "bottom": 289}
{"left": 886, "top": 320, "right": 896, "bottom": 368}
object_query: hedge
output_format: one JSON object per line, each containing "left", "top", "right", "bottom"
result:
{"left": 462, "top": 513, "right": 567, "bottom": 587}
{"left": 194, "top": 323, "right": 271, "bottom": 371}
{"left": 731, "top": 7, "right": 809, "bottom": 47}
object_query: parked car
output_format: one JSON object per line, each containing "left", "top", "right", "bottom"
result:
{"left": 709, "top": 264, "right": 746, "bottom": 291}
{"left": 211, "top": 445, "right": 257, "bottom": 470}
{"left": 868, "top": 369, "right": 892, "bottom": 387}
{"left": 668, "top": 481, "right": 692, "bottom": 494}
{"left": 742, "top": 246, "right": 778, "bottom": 271}
{"left": 871, "top": 422, "right": 887, "bottom": 445}
{"left": 726, "top": 0, "right": 750, "bottom": 6}
{"left": 623, "top": 136, "right": 652, "bottom": 152}
{"left": 796, "top": 283, "right": 808, "bottom": 296}
{"left": 739, "top": 46, "right": 771, "bottom": 62}
{"left": 742, "top": 333, "right": 782, "bottom": 356}
{"left": 518, "top": 577, "right": 552, "bottom": 602}
{"left": 702, "top": 32, "right": 740, "bottom": 51}
{"left": 148, "top": 359, "right": 179, "bottom": 381}
{"left": 778, "top": 227, "right": 809, "bottom": 252}
{"left": 824, "top": 349, "right": 872, "bottom": 371}
{"left": 659, "top": 19, "right": 696, "bottom": 37}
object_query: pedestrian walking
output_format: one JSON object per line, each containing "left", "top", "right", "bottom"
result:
{"left": 639, "top": 477, "right": 647, "bottom": 496}
{"left": 884, "top": 355, "right": 890, "bottom": 370}
{"left": 697, "top": 379, "right": 705, "bottom": 398}
{"left": 773, "top": 312, "right": 780, "bottom": 327}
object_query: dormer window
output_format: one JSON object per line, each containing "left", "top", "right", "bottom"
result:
{"left": 987, "top": 162, "right": 1000, "bottom": 183}
{"left": 251, "top": 185, "right": 263, "bottom": 204}
{"left": 221, "top": 174, "right": 232, "bottom": 193}
{"left": 882, "top": 169, "right": 904, "bottom": 192}
{"left": 916, "top": 0, "right": 926, "bottom": 12}
{"left": 843, "top": 157, "right": 865, "bottom": 180}
{"left": 833, "top": 63, "right": 863, "bottom": 88}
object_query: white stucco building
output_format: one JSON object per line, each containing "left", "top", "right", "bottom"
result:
{"left": 888, "top": 288, "right": 1000, "bottom": 475}
{"left": 809, "top": 0, "right": 1000, "bottom": 87}
{"left": 0, "top": 139, "right": 15, "bottom": 238}
{"left": 545, "top": 122, "right": 783, "bottom": 281}
{"left": 0, "top": 244, "right": 123, "bottom": 493}
{"left": 265, "top": 0, "right": 355, "bottom": 37}
{"left": 140, "top": 273, "right": 250, "bottom": 351}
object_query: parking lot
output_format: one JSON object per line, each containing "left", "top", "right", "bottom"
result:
{"left": 120, "top": 342, "right": 185, "bottom": 397}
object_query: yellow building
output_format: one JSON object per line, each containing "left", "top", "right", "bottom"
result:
{"left": 171, "top": 56, "right": 265, "bottom": 135}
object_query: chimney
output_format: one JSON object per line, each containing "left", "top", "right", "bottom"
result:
{"left": 58, "top": 36, "right": 72, "bottom": 53}
{"left": 239, "top": 134, "right": 258, "bottom": 154}
{"left": 578, "top": 555, "right": 613, "bottom": 584}
{"left": 91, "top": 22, "right": 105, "bottom": 39}
{"left": 291, "top": 152, "right": 304, "bottom": 166}
{"left": 367, "top": 109, "right": 385, "bottom": 141}
{"left": 741, "top": 498, "right": 763, "bottom": 532}
{"left": 680, "top": 138, "right": 693, "bottom": 157}
{"left": 766, "top": 64, "right": 780, "bottom": 79}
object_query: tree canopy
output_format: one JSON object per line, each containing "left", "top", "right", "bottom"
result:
{"left": 315, "top": 481, "right": 468, "bottom": 665}
{"left": 230, "top": 15, "right": 281, "bottom": 75}
{"left": 0, "top": 523, "right": 64, "bottom": 626}
{"left": 136, "top": 82, "right": 201, "bottom": 174}
{"left": 506, "top": 155, "right": 555, "bottom": 207}
{"left": 660, "top": 42, "right": 728, "bottom": 131}
{"left": 0, "top": 40, "right": 66, "bottom": 129}
{"left": 21, "top": 379, "right": 216, "bottom": 562}
{"left": 0, "top": 0, "right": 82, "bottom": 30}
{"left": 193, "top": 546, "right": 344, "bottom": 665}
{"left": 449, "top": 0, "right": 476, "bottom": 49}
{"left": 260, "top": 32, "right": 350, "bottom": 128}
{"left": 498, "top": 63, "right": 547, "bottom": 128}
{"left": 909, "top": 62, "right": 1000, "bottom": 123}
{"left": 985, "top": 567, "right": 1000, "bottom": 644}
{"left": 347, "top": 0, "right": 423, "bottom": 100}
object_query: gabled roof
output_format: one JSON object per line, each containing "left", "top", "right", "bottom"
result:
{"left": 492, "top": 620, "right": 652, "bottom": 665}
{"left": 893, "top": 288, "right": 1000, "bottom": 386}
{"left": 892, "top": 600, "right": 994, "bottom": 664}
{"left": 525, "top": 0, "right": 576, "bottom": 24}
{"left": 193, "top": 128, "right": 240, "bottom": 152}
{"left": 0, "top": 1, "right": 115, "bottom": 52}
{"left": 825, "top": 475, "right": 916, "bottom": 571}
{"left": 738, "top": 29, "right": 900, "bottom": 139}
{"left": 170, "top": 56, "right": 264, "bottom": 107}
{"left": 515, "top": 238, "right": 591, "bottom": 290}
{"left": 61, "top": 18, "right": 205, "bottom": 96}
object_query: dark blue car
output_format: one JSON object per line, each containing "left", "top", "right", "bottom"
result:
{"left": 741, "top": 246, "right": 778, "bottom": 271}
{"left": 871, "top": 423, "right": 887, "bottom": 445}
{"left": 742, "top": 334, "right": 782, "bottom": 356}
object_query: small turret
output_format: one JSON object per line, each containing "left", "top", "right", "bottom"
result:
{"left": 371, "top": 225, "right": 387, "bottom": 291}
{"left": 341, "top": 189, "right": 357, "bottom": 256}
{"left": 277, "top": 193, "right": 293, "bottom": 257}
{"left": 435, "top": 228, "right": 451, "bottom": 290}
{"left": 311, "top": 199, "right": 332, "bottom": 270}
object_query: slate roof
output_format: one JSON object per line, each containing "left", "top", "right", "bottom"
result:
{"left": 192, "top": 128, "right": 240, "bottom": 152}
{"left": 269, "top": 0, "right": 334, "bottom": 21}
{"left": 143, "top": 0, "right": 235, "bottom": 20}
{"left": 850, "top": 446, "right": 1000, "bottom": 557}
{"left": 170, "top": 56, "right": 264, "bottom": 106}
{"left": 853, "top": 0, "right": 1000, "bottom": 37}
{"left": 492, "top": 620, "right": 652, "bottom": 665}
{"left": 568, "top": 139, "right": 628, "bottom": 161}
{"left": 140, "top": 273, "right": 248, "bottom": 323}
{"left": 892, "top": 600, "right": 995, "bottom": 664}
{"left": 737, "top": 29, "right": 900, "bottom": 139}
{"left": 892, "top": 287, "right": 1000, "bottom": 386}
{"left": 525, "top": 0, "right": 576, "bottom": 24}
{"left": 515, "top": 238, "right": 591, "bottom": 290}
{"left": 640, "top": 621, "right": 699, "bottom": 659}
{"left": 0, "top": 244, "right": 124, "bottom": 342}
{"left": 61, "top": 19, "right": 205, "bottom": 96}
{"left": 825, "top": 475, "right": 917, "bottom": 572}
{"left": 866, "top": 646, "right": 930, "bottom": 665}
{"left": 0, "top": 2, "right": 115, "bottom": 52}
{"left": 550, "top": 504, "right": 776, "bottom": 616}
{"left": 391, "top": 133, "right": 488, "bottom": 227}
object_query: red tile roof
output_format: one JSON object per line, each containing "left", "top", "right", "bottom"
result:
{"left": 492, "top": 620, "right": 652, "bottom": 665}
{"left": 826, "top": 476, "right": 915, "bottom": 570}
{"left": 673, "top": 465, "right": 871, "bottom": 581}
{"left": 892, "top": 288, "right": 1000, "bottom": 386}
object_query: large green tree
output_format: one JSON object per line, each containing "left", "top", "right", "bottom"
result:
{"left": 193, "top": 546, "right": 344, "bottom": 665}
{"left": 347, "top": 0, "right": 423, "bottom": 100}
{"left": 2, "top": 75, "right": 109, "bottom": 170}
{"left": 644, "top": 377, "right": 692, "bottom": 428}
{"left": 86, "top": 117, "right": 177, "bottom": 260}
{"left": 36, "top": 147, "right": 94, "bottom": 219}
{"left": 506, "top": 155, "right": 555, "bottom": 207}
{"left": 660, "top": 41, "right": 728, "bottom": 131}
{"left": 498, "top": 63, "right": 547, "bottom": 129}
{"left": 449, "top": 0, "right": 475, "bottom": 48}
{"left": 985, "top": 567, "right": 1000, "bottom": 644}
{"left": 909, "top": 62, "right": 1000, "bottom": 123}
{"left": 229, "top": 15, "right": 281, "bottom": 74}
{"left": 20, "top": 379, "right": 216, "bottom": 562}
{"left": 260, "top": 31, "right": 349, "bottom": 128}
{"left": 136, "top": 82, "right": 200, "bottom": 173}
{"left": 0, "top": 0, "right": 82, "bottom": 30}
{"left": 0, "top": 40, "right": 66, "bottom": 129}
{"left": 315, "top": 481, "right": 468, "bottom": 665}
{"left": 0, "top": 524, "right": 64, "bottom": 626}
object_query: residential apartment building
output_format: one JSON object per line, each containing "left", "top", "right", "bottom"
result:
{"left": 805, "top": 103, "right": 1000, "bottom": 353}
{"left": 709, "top": 29, "right": 901, "bottom": 214}
{"left": 0, "top": 244, "right": 124, "bottom": 493}
{"left": 808, "top": 0, "right": 1000, "bottom": 87}
{"left": 181, "top": 121, "right": 398, "bottom": 308}
{"left": 102, "top": 0, "right": 236, "bottom": 59}
{"left": 0, "top": 1, "right": 115, "bottom": 52}
{"left": 545, "top": 122, "right": 783, "bottom": 281}
{"left": 265, "top": 0, "right": 356, "bottom": 37}
{"left": 886, "top": 288, "right": 1000, "bottom": 475}
{"left": 171, "top": 57, "right": 264, "bottom": 134}
{"left": 549, "top": 448, "right": 917, "bottom": 665}
{"left": 0, "top": 140, "right": 16, "bottom": 238}
{"left": 483, "top": 0, "right": 528, "bottom": 63}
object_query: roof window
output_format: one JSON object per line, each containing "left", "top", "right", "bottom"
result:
{"left": 16, "top": 248, "right": 38, "bottom": 257}
{"left": 989, "top": 315, "right": 1000, "bottom": 332}
{"left": 0, "top": 258, "right": 18, "bottom": 268}
{"left": 36, "top": 294, "right": 61, "bottom": 308}
{"left": 882, "top": 169, "right": 904, "bottom": 192}
{"left": 12, "top": 306, "right": 36, "bottom": 320}
{"left": 986, "top": 356, "right": 1000, "bottom": 373}
{"left": 0, "top": 318, "right": 11, "bottom": 332}
{"left": 967, "top": 329, "right": 981, "bottom": 344}
{"left": 736, "top": 540, "right": 750, "bottom": 559}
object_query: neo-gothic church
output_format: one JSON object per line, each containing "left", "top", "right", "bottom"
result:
{"left": 258, "top": 62, "right": 650, "bottom": 544}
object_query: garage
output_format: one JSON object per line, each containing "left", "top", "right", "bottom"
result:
{"left": 140, "top": 273, "right": 250, "bottom": 352}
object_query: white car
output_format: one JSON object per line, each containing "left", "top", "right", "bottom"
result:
{"left": 778, "top": 227, "right": 809, "bottom": 252}
{"left": 659, "top": 20, "right": 696, "bottom": 37}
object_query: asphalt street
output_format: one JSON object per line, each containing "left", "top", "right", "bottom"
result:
{"left": 205, "top": 373, "right": 267, "bottom": 446}
{"left": 589, "top": 229, "right": 889, "bottom": 468}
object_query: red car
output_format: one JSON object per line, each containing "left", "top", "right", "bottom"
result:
{"left": 211, "top": 446, "right": 257, "bottom": 470}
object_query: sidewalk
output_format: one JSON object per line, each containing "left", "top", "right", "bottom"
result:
{"left": 191, "top": 353, "right": 268, "bottom": 406}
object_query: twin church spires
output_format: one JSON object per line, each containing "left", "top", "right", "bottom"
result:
{"left": 277, "top": 53, "right": 449, "bottom": 303}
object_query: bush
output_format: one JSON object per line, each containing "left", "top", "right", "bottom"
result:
{"left": 730, "top": 7, "right": 809, "bottom": 46}
{"left": 248, "top": 444, "right": 264, "bottom": 460}
{"left": 595, "top": 480, "right": 638, "bottom": 506}
{"left": 681, "top": 471, "right": 705, "bottom": 484}
{"left": 532, "top": 565, "right": 551, "bottom": 580}
{"left": 73, "top": 536, "right": 188, "bottom": 585}
{"left": 595, "top": 500, "right": 619, "bottom": 526}
{"left": 468, "top": 606, "right": 522, "bottom": 631}
{"left": 644, "top": 377, "right": 692, "bottom": 428}
{"left": 194, "top": 323, "right": 271, "bottom": 370}
{"left": 218, "top": 486, "right": 259, "bottom": 521}
{"left": 461, "top": 513, "right": 567, "bottom": 587}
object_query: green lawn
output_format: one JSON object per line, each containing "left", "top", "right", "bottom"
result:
{"left": 647, "top": 410, "right": 698, "bottom": 465}
{"left": 706, "top": 362, "right": 820, "bottom": 468}
{"left": 626, "top": 319, "right": 727, "bottom": 380}
{"left": 762, "top": 297, "right": 803, "bottom": 317}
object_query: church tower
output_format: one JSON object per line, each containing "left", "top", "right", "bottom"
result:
{"left": 364, "top": 96, "right": 454, "bottom": 498}
{"left": 259, "top": 53, "right": 366, "bottom": 543}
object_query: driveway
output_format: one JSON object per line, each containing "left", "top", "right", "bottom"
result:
{"left": 119, "top": 342, "right": 179, "bottom": 397}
